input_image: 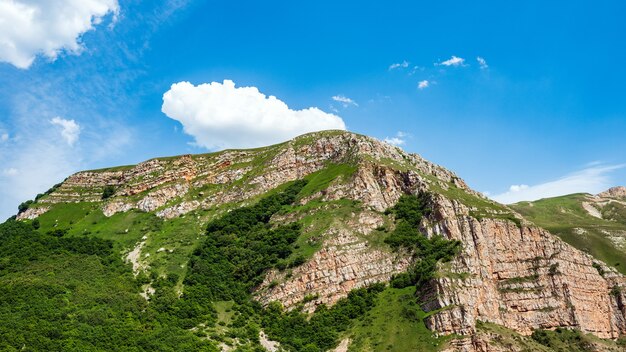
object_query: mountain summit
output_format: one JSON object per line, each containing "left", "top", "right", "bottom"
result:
{"left": 599, "top": 186, "right": 626, "bottom": 200}
{"left": 7, "top": 130, "right": 626, "bottom": 351}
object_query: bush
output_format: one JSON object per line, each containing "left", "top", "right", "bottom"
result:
{"left": 18, "top": 200, "right": 34, "bottom": 214}
{"left": 102, "top": 185, "right": 116, "bottom": 199}
{"left": 390, "top": 273, "right": 412, "bottom": 288}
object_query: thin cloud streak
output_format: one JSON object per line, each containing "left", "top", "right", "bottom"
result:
{"left": 490, "top": 164, "right": 626, "bottom": 204}
{"left": 389, "top": 60, "right": 409, "bottom": 70}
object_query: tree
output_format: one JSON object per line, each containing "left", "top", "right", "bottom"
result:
{"left": 18, "top": 200, "right": 34, "bottom": 214}
{"left": 102, "top": 185, "right": 116, "bottom": 199}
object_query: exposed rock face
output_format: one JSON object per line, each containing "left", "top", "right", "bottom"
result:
{"left": 255, "top": 154, "right": 626, "bottom": 346}
{"left": 136, "top": 183, "right": 189, "bottom": 212}
{"left": 257, "top": 227, "right": 412, "bottom": 311}
{"left": 599, "top": 186, "right": 626, "bottom": 199}
{"left": 582, "top": 201, "right": 603, "bottom": 219}
{"left": 421, "top": 194, "right": 626, "bottom": 344}
{"left": 16, "top": 206, "right": 50, "bottom": 220}
{"left": 37, "top": 132, "right": 463, "bottom": 219}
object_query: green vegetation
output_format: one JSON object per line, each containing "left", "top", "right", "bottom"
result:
{"left": 531, "top": 328, "right": 595, "bottom": 351}
{"left": 384, "top": 194, "right": 462, "bottom": 289}
{"left": 347, "top": 286, "right": 452, "bottom": 351}
{"left": 17, "top": 199, "right": 34, "bottom": 214}
{"left": 479, "top": 322, "right": 624, "bottom": 351}
{"left": 297, "top": 163, "right": 357, "bottom": 199}
{"left": 500, "top": 274, "right": 539, "bottom": 285}
{"left": 262, "top": 284, "right": 386, "bottom": 351}
{"left": 0, "top": 220, "right": 216, "bottom": 351}
{"left": 184, "top": 180, "right": 307, "bottom": 303}
{"left": 475, "top": 321, "right": 553, "bottom": 351}
{"left": 511, "top": 193, "right": 626, "bottom": 274}
{"left": 102, "top": 185, "right": 116, "bottom": 199}
{"left": 17, "top": 182, "right": 64, "bottom": 214}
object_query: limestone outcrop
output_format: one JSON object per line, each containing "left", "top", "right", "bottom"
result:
{"left": 599, "top": 186, "right": 626, "bottom": 200}
{"left": 421, "top": 194, "right": 626, "bottom": 342}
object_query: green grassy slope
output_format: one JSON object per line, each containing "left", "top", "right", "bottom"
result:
{"left": 346, "top": 286, "right": 452, "bottom": 351}
{"left": 511, "top": 193, "right": 626, "bottom": 274}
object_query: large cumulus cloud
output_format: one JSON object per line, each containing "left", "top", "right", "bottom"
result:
{"left": 0, "top": 0, "right": 119, "bottom": 69}
{"left": 162, "top": 80, "right": 346, "bottom": 149}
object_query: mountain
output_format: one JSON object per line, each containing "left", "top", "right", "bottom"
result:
{"left": 510, "top": 188, "right": 626, "bottom": 275}
{"left": 5, "top": 130, "right": 626, "bottom": 352}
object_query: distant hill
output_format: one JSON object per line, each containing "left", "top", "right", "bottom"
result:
{"left": 510, "top": 187, "right": 626, "bottom": 274}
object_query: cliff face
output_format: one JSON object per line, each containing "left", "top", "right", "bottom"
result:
{"left": 423, "top": 196, "right": 626, "bottom": 349}
{"left": 18, "top": 130, "right": 626, "bottom": 350}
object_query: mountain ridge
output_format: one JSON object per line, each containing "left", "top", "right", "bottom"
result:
{"left": 8, "top": 130, "right": 626, "bottom": 351}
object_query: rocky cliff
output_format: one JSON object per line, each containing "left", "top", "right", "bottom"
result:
{"left": 17, "top": 130, "right": 626, "bottom": 351}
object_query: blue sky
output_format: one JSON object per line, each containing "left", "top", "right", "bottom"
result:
{"left": 1, "top": 0, "right": 625, "bottom": 219}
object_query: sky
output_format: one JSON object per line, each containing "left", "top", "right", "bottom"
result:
{"left": 1, "top": 0, "right": 625, "bottom": 219}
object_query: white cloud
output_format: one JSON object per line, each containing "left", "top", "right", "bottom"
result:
{"left": 477, "top": 56, "right": 488, "bottom": 69}
{"left": 384, "top": 137, "right": 404, "bottom": 146}
{"left": 389, "top": 60, "right": 409, "bottom": 70}
{"left": 437, "top": 56, "right": 466, "bottom": 67}
{"left": 418, "top": 80, "right": 430, "bottom": 89}
{"left": 0, "top": 0, "right": 119, "bottom": 69}
{"left": 491, "top": 164, "right": 625, "bottom": 204}
{"left": 409, "top": 66, "right": 424, "bottom": 76}
{"left": 162, "top": 80, "right": 346, "bottom": 149}
{"left": 384, "top": 131, "right": 409, "bottom": 146}
{"left": 332, "top": 95, "right": 358, "bottom": 107}
{"left": 50, "top": 117, "right": 81, "bottom": 146}
{"left": 0, "top": 133, "right": 8, "bottom": 142}
{"left": 508, "top": 184, "right": 529, "bottom": 192}
{"left": 2, "top": 168, "right": 18, "bottom": 177}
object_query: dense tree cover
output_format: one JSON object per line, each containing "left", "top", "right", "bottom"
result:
{"left": 384, "top": 194, "right": 462, "bottom": 288}
{"left": 0, "top": 220, "right": 216, "bottom": 351}
{"left": 0, "top": 221, "right": 113, "bottom": 274}
{"left": 262, "top": 284, "right": 385, "bottom": 351}
{"left": 184, "top": 180, "right": 307, "bottom": 303}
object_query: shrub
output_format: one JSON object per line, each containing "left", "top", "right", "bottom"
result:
{"left": 17, "top": 200, "right": 34, "bottom": 214}
{"left": 102, "top": 185, "right": 116, "bottom": 199}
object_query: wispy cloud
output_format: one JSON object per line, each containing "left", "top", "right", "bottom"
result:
{"left": 477, "top": 56, "right": 488, "bottom": 69}
{"left": 491, "top": 164, "right": 626, "bottom": 204}
{"left": 389, "top": 60, "right": 410, "bottom": 70}
{"left": 409, "top": 66, "right": 424, "bottom": 76}
{"left": 384, "top": 131, "right": 409, "bottom": 146}
{"left": 418, "top": 80, "right": 430, "bottom": 89}
{"left": 332, "top": 95, "right": 358, "bottom": 107}
{"left": 0, "top": 133, "right": 7, "bottom": 142}
{"left": 437, "top": 55, "right": 466, "bottom": 67}
{"left": 50, "top": 117, "right": 81, "bottom": 146}
{"left": 2, "top": 168, "right": 18, "bottom": 177}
